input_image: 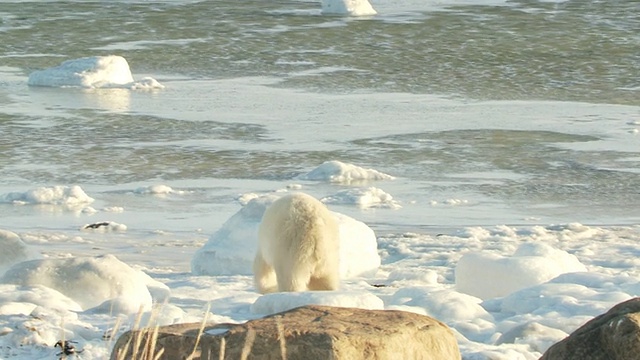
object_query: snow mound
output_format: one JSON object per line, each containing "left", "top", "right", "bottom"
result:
{"left": 27, "top": 55, "right": 163, "bottom": 89}
{"left": 0, "top": 185, "right": 94, "bottom": 207}
{"left": 496, "top": 322, "right": 569, "bottom": 353}
{"left": 300, "top": 160, "right": 394, "bottom": 184}
{"left": 191, "top": 193, "right": 380, "bottom": 279}
{"left": 191, "top": 194, "right": 279, "bottom": 276}
{"left": 390, "top": 286, "right": 495, "bottom": 341}
{"left": 134, "top": 184, "right": 189, "bottom": 195}
{"left": 130, "top": 76, "right": 165, "bottom": 90}
{"left": 321, "top": 0, "right": 377, "bottom": 16}
{"left": 334, "top": 212, "right": 380, "bottom": 278}
{"left": 455, "top": 242, "right": 587, "bottom": 300}
{"left": 0, "top": 230, "right": 40, "bottom": 276}
{"left": 0, "top": 284, "right": 82, "bottom": 314}
{"left": 322, "top": 187, "right": 401, "bottom": 209}
{"left": 0, "top": 255, "right": 169, "bottom": 314}
{"left": 251, "top": 290, "right": 384, "bottom": 315}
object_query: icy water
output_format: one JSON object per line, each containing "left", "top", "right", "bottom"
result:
{"left": 2, "top": 0, "right": 639, "bottom": 232}
{"left": 1, "top": 1, "right": 640, "bottom": 359}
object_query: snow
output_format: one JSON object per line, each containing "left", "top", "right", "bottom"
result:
{"left": 0, "top": 185, "right": 94, "bottom": 207}
{"left": 0, "top": 180, "right": 639, "bottom": 358}
{"left": 321, "top": 187, "right": 401, "bottom": 209}
{"left": 190, "top": 192, "right": 381, "bottom": 279}
{"left": 133, "top": 184, "right": 190, "bottom": 195}
{"left": 300, "top": 160, "right": 395, "bottom": 184}
{"left": 320, "top": 0, "right": 377, "bottom": 16}
{"left": 1, "top": 255, "right": 169, "bottom": 313}
{"left": 2, "top": 1, "right": 637, "bottom": 357}
{"left": 0, "top": 230, "right": 40, "bottom": 275}
{"left": 455, "top": 242, "right": 587, "bottom": 299}
{"left": 27, "top": 55, "right": 163, "bottom": 89}
{"left": 251, "top": 290, "right": 384, "bottom": 315}
{"left": 391, "top": 287, "right": 494, "bottom": 342}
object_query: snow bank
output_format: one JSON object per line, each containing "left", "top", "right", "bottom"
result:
{"left": 0, "top": 230, "right": 39, "bottom": 276}
{"left": 300, "top": 160, "right": 394, "bottom": 184}
{"left": 251, "top": 290, "right": 384, "bottom": 315}
{"left": 455, "top": 242, "right": 587, "bottom": 300}
{"left": 0, "top": 185, "right": 94, "bottom": 207}
{"left": 321, "top": 0, "right": 377, "bottom": 16}
{"left": 322, "top": 187, "right": 401, "bottom": 209}
{"left": 191, "top": 193, "right": 380, "bottom": 279}
{"left": 27, "top": 55, "right": 164, "bottom": 89}
{"left": 0, "top": 255, "right": 169, "bottom": 314}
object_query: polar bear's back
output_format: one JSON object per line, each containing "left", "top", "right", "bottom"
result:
{"left": 258, "top": 192, "right": 339, "bottom": 266}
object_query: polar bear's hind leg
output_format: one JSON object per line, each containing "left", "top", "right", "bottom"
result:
{"left": 308, "top": 273, "right": 338, "bottom": 291}
{"left": 275, "top": 257, "right": 314, "bottom": 292}
{"left": 253, "top": 250, "right": 278, "bottom": 294}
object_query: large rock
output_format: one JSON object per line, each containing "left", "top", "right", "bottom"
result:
{"left": 111, "top": 305, "right": 461, "bottom": 360}
{"left": 541, "top": 297, "right": 640, "bottom": 360}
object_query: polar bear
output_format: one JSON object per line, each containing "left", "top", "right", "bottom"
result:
{"left": 253, "top": 192, "right": 340, "bottom": 293}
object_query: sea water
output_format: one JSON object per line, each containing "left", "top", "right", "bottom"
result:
{"left": 0, "top": 0, "right": 639, "bottom": 358}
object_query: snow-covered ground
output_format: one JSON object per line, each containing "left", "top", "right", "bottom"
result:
{"left": 1, "top": 161, "right": 639, "bottom": 359}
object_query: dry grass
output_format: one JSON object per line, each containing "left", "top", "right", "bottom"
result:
{"left": 114, "top": 305, "right": 164, "bottom": 360}
{"left": 276, "top": 317, "right": 287, "bottom": 360}
{"left": 185, "top": 303, "right": 211, "bottom": 360}
{"left": 216, "top": 337, "right": 226, "bottom": 360}
{"left": 112, "top": 303, "right": 289, "bottom": 360}
{"left": 239, "top": 327, "right": 256, "bottom": 360}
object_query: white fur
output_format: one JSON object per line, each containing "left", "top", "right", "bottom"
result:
{"left": 253, "top": 193, "right": 340, "bottom": 293}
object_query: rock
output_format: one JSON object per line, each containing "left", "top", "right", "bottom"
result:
{"left": 541, "top": 297, "right": 640, "bottom": 360}
{"left": 111, "top": 305, "right": 461, "bottom": 360}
